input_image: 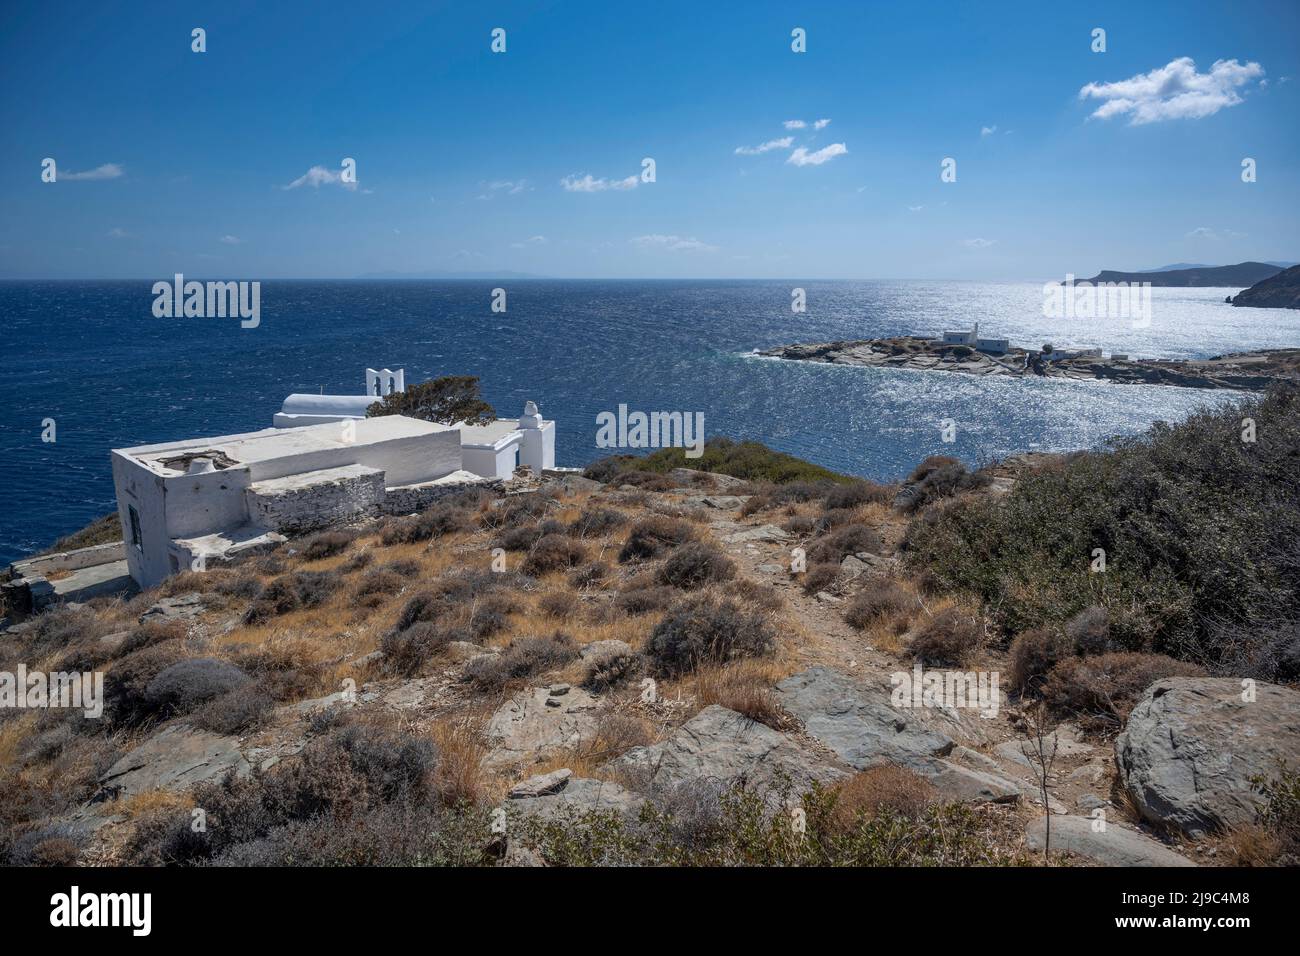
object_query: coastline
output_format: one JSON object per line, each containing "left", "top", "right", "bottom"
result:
{"left": 757, "top": 336, "right": 1300, "bottom": 391}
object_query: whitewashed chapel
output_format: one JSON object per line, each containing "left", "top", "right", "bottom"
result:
{"left": 112, "top": 369, "right": 555, "bottom": 588}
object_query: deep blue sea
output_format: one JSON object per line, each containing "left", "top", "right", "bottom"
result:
{"left": 3, "top": 279, "right": 1299, "bottom": 565}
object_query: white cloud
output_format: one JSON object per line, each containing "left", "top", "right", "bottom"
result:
{"left": 561, "top": 173, "right": 639, "bottom": 192}
{"left": 283, "top": 165, "right": 357, "bottom": 190}
{"left": 786, "top": 143, "right": 848, "bottom": 166}
{"left": 980, "top": 125, "right": 997, "bottom": 137}
{"left": 64, "top": 163, "right": 124, "bottom": 181}
{"left": 734, "top": 136, "right": 794, "bottom": 155}
{"left": 961, "top": 238, "right": 997, "bottom": 248}
{"left": 1079, "top": 57, "right": 1264, "bottom": 125}
{"left": 106, "top": 227, "right": 131, "bottom": 239}
{"left": 479, "top": 179, "right": 528, "bottom": 199}
{"left": 631, "top": 234, "right": 718, "bottom": 252}
{"left": 510, "top": 235, "right": 548, "bottom": 248}
{"left": 907, "top": 205, "right": 924, "bottom": 212}
{"left": 813, "top": 118, "right": 831, "bottom": 130}
{"left": 219, "top": 235, "right": 242, "bottom": 245}
{"left": 1186, "top": 226, "right": 1246, "bottom": 240}
{"left": 783, "top": 119, "right": 807, "bottom": 129}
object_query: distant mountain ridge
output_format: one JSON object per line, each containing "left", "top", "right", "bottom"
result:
{"left": 1230, "top": 265, "right": 1300, "bottom": 310}
{"left": 1078, "top": 262, "right": 1289, "bottom": 288}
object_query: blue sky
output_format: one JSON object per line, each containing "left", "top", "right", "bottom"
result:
{"left": 2, "top": 0, "right": 1297, "bottom": 279}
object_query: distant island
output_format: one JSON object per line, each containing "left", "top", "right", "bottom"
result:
{"left": 1074, "top": 261, "right": 1288, "bottom": 288}
{"left": 759, "top": 334, "right": 1300, "bottom": 390}
{"left": 1229, "top": 265, "right": 1300, "bottom": 310}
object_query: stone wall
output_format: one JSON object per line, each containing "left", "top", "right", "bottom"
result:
{"left": 381, "top": 478, "right": 503, "bottom": 516}
{"left": 246, "top": 465, "right": 386, "bottom": 535}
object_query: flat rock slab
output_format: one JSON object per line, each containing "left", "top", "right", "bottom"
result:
{"left": 507, "top": 776, "right": 644, "bottom": 822}
{"left": 776, "top": 667, "right": 954, "bottom": 764}
{"left": 509, "top": 768, "right": 573, "bottom": 798}
{"left": 724, "top": 524, "right": 789, "bottom": 544}
{"left": 777, "top": 667, "right": 1020, "bottom": 804}
{"left": 95, "top": 724, "right": 249, "bottom": 802}
{"left": 1026, "top": 815, "right": 1195, "bottom": 867}
{"left": 485, "top": 685, "right": 601, "bottom": 768}
{"left": 1116, "top": 677, "right": 1300, "bottom": 835}
{"left": 138, "top": 593, "right": 207, "bottom": 625}
{"left": 612, "top": 705, "right": 847, "bottom": 795}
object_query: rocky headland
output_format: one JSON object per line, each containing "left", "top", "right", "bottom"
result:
{"left": 758, "top": 336, "right": 1300, "bottom": 390}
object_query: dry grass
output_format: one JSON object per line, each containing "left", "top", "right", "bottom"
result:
{"left": 430, "top": 716, "right": 491, "bottom": 806}
{"left": 690, "top": 660, "right": 795, "bottom": 730}
{"left": 829, "top": 765, "right": 938, "bottom": 832}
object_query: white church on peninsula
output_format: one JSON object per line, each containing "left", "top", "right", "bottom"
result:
{"left": 111, "top": 369, "right": 555, "bottom": 588}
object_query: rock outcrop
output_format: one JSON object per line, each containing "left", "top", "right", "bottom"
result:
{"left": 1230, "top": 264, "right": 1300, "bottom": 309}
{"left": 612, "top": 705, "right": 847, "bottom": 795}
{"left": 1026, "top": 815, "right": 1195, "bottom": 867}
{"left": 1115, "top": 677, "right": 1300, "bottom": 836}
{"left": 775, "top": 668, "right": 1020, "bottom": 804}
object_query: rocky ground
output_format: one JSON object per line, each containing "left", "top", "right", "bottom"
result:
{"left": 759, "top": 337, "right": 1300, "bottom": 391}
{"left": 6, "top": 461, "right": 1294, "bottom": 867}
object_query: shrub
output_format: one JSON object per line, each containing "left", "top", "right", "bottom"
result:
{"left": 800, "top": 562, "right": 842, "bottom": 596}
{"left": 340, "top": 551, "right": 374, "bottom": 573}
{"left": 381, "top": 503, "right": 470, "bottom": 545}
{"left": 732, "top": 578, "right": 784, "bottom": 612}
{"left": 381, "top": 622, "right": 460, "bottom": 675}
{"left": 807, "top": 525, "right": 881, "bottom": 564}
{"left": 782, "top": 514, "right": 816, "bottom": 535}
{"left": 355, "top": 569, "right": 406, "bottom": 599}
{"left": 1007, "top": 628, "right": 1072, "bottom": 695}
{"left": 116, "top": 619, "right": 188, "bottom": 658}
{"left": 824, "top": 481, "right": 893, "bottom": 510}
{"left": 300, "top": 531, "right": 355, "bottom": 561}
{"left": 104, "top": 643, "right": 189, "bottom": 726}
{"left": 619, "top": 516, "right": 697, "bottom": 562}
{"left": 568, "top": 562, "right": 610, "bottom": 590}
{"left": 493, "top": 520, "right": 565, "bottom": 552}
{"left": 538, "top": 591, "right": 579, "bottom": 619}
{"left": 614, "top": 585, "right": 676, "bottom": 616}
{"left": 657, "top": 542, "right": 736, "bottom": 590}
{"left": 902, "top": 388, "right": 1300, "bottom": 673}
{"left": 829, "top": 766, "right": 937, "bottom": 831}
{"left": 645, "top": 595, "right": 775, "bottom": 676}
{"left": 191, "top": 680, "right": 276, "bottom": 735}
{"left": 568, "top": 507, "right": 627, "bottom": 538}
{"left": 464, "top": 634, "right": 579, "bottom": 692}
{"left": 1229, "top": 769, "right": 1300, "bottom": 866}
{"left": 585, "top": 438, "right": 852, "bottom": 486}
{"left": 897, "top": 456, "right": 992, "bottom": 514}
{"left": 908, "top": 608, "right": 982, "bottom": 666}
{"left": 144, "top": 658, "right": 251, "bottom": 717}
{"left": 1040, "top": 652, "right": 1206, "bottom": 732}
{"left": 1065, "top": 605, "right": 1111, "bottom": 656}
{"left": 811, "top": 508, "right": 857, "bottom": 533}
{"left": 521, "top": 534, "right": 587, "bottom": 576}
{"left": 842, "top": 579, "right": 914, "bottom": 629}
{"left": 582, "top": 649, "right": 643, "bottom": 693}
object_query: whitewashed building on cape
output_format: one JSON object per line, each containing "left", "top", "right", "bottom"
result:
{"left": 111, "top": 369, "right": 555, "bottom": 588}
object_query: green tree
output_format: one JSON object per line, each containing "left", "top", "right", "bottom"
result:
{"left": 365, "top": 375, "right": 496, "bottom": 425}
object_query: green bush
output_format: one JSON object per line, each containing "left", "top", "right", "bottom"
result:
{"left": 585, "top": 437, "right": 853, "bottom": 486}
{"left": 902, "top": 387, "right": 1300, "bottom": 675}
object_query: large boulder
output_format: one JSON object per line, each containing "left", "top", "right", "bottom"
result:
{"left": 776, "top": 667, "right": 1020, "bottom": 804}
{"left": 611, "top": 705, "right": 847, "bottom": 795}
{"left": 1116, "top": 677, "right": 1300, "bottom": 836}
{"left": 1026, "top": 815, "right": 1195, "bottom": 867}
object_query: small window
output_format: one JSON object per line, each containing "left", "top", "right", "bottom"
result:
{"left": 128, "top": 505, "right": 143, "bottom": 550}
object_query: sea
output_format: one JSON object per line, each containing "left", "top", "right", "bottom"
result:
{"left": 3, "top": 279, "right": 1298, "bottom": 565}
